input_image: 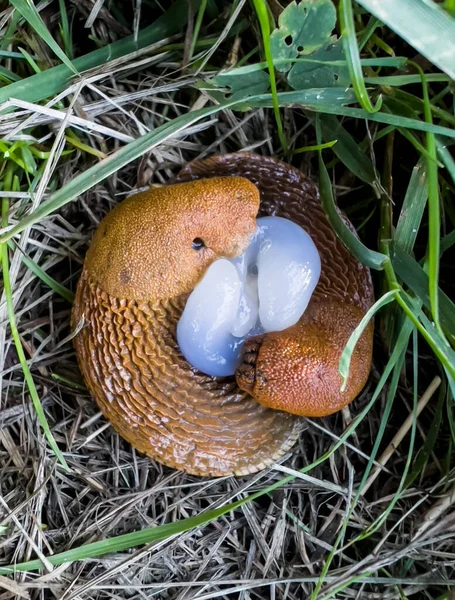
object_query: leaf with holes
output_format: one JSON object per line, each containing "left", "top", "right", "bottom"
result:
{"left": 210, "top": 68, "right": 270, "bottom": 102}
{"left": 270, "top": 0, "right": 338, "bottom": 73}
{"left": 288, "top": 38, "right": 350, "bottom": 90}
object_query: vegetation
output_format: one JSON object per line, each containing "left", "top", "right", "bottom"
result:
{"left": 0, "top": 0, "right": 455, "bottom": 597}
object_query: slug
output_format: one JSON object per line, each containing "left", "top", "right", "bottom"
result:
{"left": 72, "top": 153, "right": 374, "bottom": 477}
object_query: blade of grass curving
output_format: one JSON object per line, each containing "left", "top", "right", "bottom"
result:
{"left": 414, "top": 62, "right": 444, "bottom": 340}
{"left": 402, "top": 294, "right": 455, "bottom": 380}
{"left": 292, "top": 140, "right": 337, "bottom": 154}
{"left": 338, "top": 290, "right": 397, "bottom": 390}
{"left": 10, "top": 0, "right": 77, "bottom": 74}
{"left": 250, "top": 0, "right": 287, "bottom": 152}
{"left": 238, "top": 93, "right": 455, "bottom": 138}
{"left": 394, "top": 158, "right": 428, "bottom": 255}
{"left": 319, "top": 113, "right": 378, "bottom": 188}
{"left": 8, "top": 241, "right": 75, "bottom": 303}
{"left": 339, "top": 0, "right": 381, "bottom": 113}
{"left": 392, "top": 246, "right": 455, "bottom": 339}
{"left": 1, "top": 171, "right": 69, "bottom": 472}
{"left": 318, "top": 157, "right": 388, "bottom": 270}
{"left": 0, "top": 0, "right": 198, "bottom": 106}
{"left": 355, "top": 0, "right": 455, "bottom": 80}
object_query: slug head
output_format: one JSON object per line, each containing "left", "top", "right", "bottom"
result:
{"left": 84, "top": 177, "right": 260, "bottom": 300}
{"left": 236, "top": 298, "right": 373, "bottom": 417}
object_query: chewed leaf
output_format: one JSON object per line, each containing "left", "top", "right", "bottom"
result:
{"left": 211, "top": 69, "right": 270, "bottom": 101}
{"left": 270, "top": 0, "right": 337, "bottom": 73}
{"left": 288, "top": 38, "right": 350, "bottom": 90}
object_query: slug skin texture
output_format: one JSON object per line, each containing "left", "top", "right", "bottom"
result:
{"left": 72, "top": 153, "right": 374, "bottom": 477}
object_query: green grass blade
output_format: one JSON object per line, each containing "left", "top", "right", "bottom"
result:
{"left": 355, "top": 0, "right": 455, "bottom": 80}
{"left": 251, "top": 0, "right": 287, "bottom": 151}
{"left": 237, "top": 92, "right": 455, "bottom": 138}
{"left": 311, "top": 321, "right": 412, "bottom": 598}
{"left": 0, "top": 65, "right": 21, "bottom": 82}
{"left": 9, "top": 242, "right": 75, "bottom": 303}
{"left": 392, "top": 246, "right": 455, "bottom": 339}
{"left": 338, "top": 290, "right": 397, "bottom": 390}
{"left": 364, "top": 74, "right": 451, "bottom": 87}
{"left": 402, "top": 294, "right": 455, "bottom": 380}
{"left": 414, "top": 62, "right": 444, "bottom": 339}
{"left": 316, "top": 118, "right": 388, "bottom": 270}
{"left": 1, "top": 172, "right": 69, "bottom": 472}
{"left": 10, "top": 0, "right": 77, "bottom": 74}
{"left": 394, "top": 158, "right": 428, "bottom": 255}
{"left": 339, "top": 0, "right": 381, "bottom": 112}
{"left": 0, "top": 0, "right": 198, "bottom": 106}
{"left": 57, "top": 0, "right": 72, "bottom": 59}
{"left": 319, "top": 113, "right": 378, "bottom": 188}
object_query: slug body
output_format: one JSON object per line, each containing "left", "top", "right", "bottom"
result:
{"left": 72, "top": 153, "right": 374, "bottom": 477}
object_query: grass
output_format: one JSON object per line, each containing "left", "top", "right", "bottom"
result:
{"left": 1, "top": 0, "right": 455, "bottom": 598}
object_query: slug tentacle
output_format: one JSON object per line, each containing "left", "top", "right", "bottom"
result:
{"left": 73, "top": 152, "right": 374, "bottom": 477}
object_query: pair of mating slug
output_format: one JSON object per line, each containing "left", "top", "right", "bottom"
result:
{"left": 72, "top": 153, "right": 374, "bottom": 477}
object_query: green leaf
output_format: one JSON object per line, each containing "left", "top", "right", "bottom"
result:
{"left": 10, "top": 0, "right": 77, "bottom": 74}
{"left": 211, "top": 67, "right": 270, "bottom": 101}
{"left": 270, "top": 0, "right": 338, "bottom": 73}
{"left": 355, "top": 0, "right": 455, "bottom": 81}
{"left": 288, "top": 38, "right": 350, "bottom": 90}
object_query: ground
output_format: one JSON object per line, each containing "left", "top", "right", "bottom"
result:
{"left": 0, "top": 1, "right": 455, "bottom": 599}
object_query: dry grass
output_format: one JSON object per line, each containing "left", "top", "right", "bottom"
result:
{"left": 1, "top": 1, "right": 455, "bottom": 598}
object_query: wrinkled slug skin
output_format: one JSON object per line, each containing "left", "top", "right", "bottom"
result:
{"left": 72, "top": 154, "right": 374, "bottom": 477}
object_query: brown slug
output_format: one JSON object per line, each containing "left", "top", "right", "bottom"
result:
{"left": 72, "top": 153, "right": 374, "bottom": 477}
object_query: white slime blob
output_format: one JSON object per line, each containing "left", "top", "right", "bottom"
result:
{"left": 176, "top": 216, "right": 321, "bottom": 377}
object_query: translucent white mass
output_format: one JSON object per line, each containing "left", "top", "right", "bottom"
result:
{"left": 177, "top": 216, "right": 321, "bottom": 377}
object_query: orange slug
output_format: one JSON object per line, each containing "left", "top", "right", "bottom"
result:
{"left": 72, "top": 153, "right": 374, "bottom": 477}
